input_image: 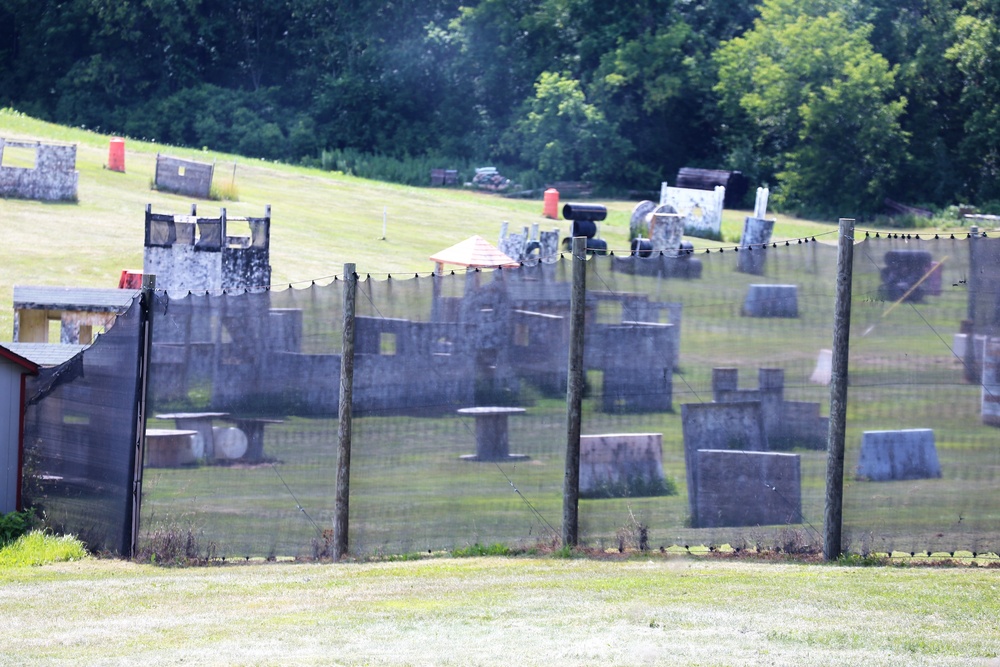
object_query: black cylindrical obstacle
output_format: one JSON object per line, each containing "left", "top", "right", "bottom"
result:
{"left": 570, "top": 219, "right": 597, "bottom": 239}
{"left": 631, "top": 238, "right": 653, "bottom": 258}
{"left": 562, "top": 203, "right": 607, "bottom": 221}
{"left": 586, "top": 237, "right": 607, "bottom": 255}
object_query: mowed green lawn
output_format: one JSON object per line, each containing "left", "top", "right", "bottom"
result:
{"left": 2, "top": 555, "right": 999, "bottom": 667}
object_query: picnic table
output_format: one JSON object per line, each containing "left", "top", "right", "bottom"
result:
{"left": 221, "top": 416, "right": 284, "bottom": 462}
{"left": 457, "top": 407, "right": 529, "bottom": 462}
{"left": 155, "top": 412, "right": 229, "bottom": 459}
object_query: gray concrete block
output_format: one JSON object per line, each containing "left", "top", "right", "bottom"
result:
{"left": 695, "top": 449, "right": 802, "bottom": 528}
{"left": 681, "top": 402, "right": 768, "bottom": 522}
{"left": 579, "top": 433, "right": 667, "bottom": 497}
{"left": 742, "top": 284, "right": 798, "bottom": 318}
{"left": 737, "top": 217, "right": 775, "bottom": 275}
{"left": 857, "top": 429, "right": 942, "bottom": 481}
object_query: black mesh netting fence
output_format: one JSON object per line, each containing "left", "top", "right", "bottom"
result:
{"left": 21, "top": 296, "right": 145, "bottom": 555}
{"left": 27, "top": 234, "right": 1000, "bottom": 558}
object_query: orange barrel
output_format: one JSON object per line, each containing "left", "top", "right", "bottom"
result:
{"left": 543, "top": 188, "right": 559, "bottom": 219}
{"left": 118, "top": 270, "right": 143, "bottom": 289}
{"left": 108, "top": 137, "right": 125, "bottom": 172}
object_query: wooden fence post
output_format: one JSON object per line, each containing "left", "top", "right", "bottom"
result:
{"left": 125, "top": 274, "right": 155, "bottom": 559}
{"left": 563, "top": 236, "right": 587, "bottom": 547}
{"left": 824, "top": 219, "right": 855, "bottom": 560}
{"left": 334, "top": 264, "right": 357, "bottom": 561}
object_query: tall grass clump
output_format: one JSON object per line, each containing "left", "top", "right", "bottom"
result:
{"left": 0, "top": 530, "right": 88, "bottom": 568}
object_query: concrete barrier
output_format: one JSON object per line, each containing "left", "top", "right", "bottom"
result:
{"left": 857, "top": 429, "right": 941, "bottom": 481}
{"left": 681, "top": 402, "right": 768, "bottom": 519}
{"left": 694, "top": 449, "right": 802, "bottom": 528}
{"left": 579, "top": 433, "right": 668, "bottom": 498}
{"left": 742, "top": 284, "right": 798, "bottom": 318}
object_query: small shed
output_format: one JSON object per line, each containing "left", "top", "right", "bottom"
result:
{"left": 0, "top": 344, "right": 39, "bottom": 513}
{"left": 13, "top": 286, "right": 135, "bottom": 344}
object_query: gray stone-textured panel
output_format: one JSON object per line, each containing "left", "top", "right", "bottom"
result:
{"left": 0, "top": 139, "right": 78, "bottom": 201}
{"left": 154, "top": 155, "right": 214, "bottom": 199}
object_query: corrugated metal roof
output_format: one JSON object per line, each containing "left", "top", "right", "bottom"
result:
{"left": 13, "top": 286, "right": 137, "bottom": 312}
{"left": 1, "top": 342, "right": 87, "bottom": 367}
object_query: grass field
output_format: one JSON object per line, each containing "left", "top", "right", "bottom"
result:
{"left": 5, "top": 111, "right": 1000, "bottom": 666}
{"left": 1, "top": 554, "right": 999, "bottom": 666}
{"left": 0, "top": 108, "right": 866, "bottom": 342}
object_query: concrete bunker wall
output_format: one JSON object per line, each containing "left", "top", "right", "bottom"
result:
{"left": 0, "top": 139, "right": 78, "bottom": 201}
{"left": 154, "top": 154, "right": 214, "bottom": 199}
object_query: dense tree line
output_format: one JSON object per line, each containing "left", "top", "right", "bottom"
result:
{"left": 1, "top": 0, "right": 997, "bottom": 216}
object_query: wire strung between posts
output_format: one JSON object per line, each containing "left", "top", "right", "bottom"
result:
{"left": 587, "top": 258, "right": 823, "bottom": 545}
{"left": 269, "top": 462, "right": 324, "bottom": 537}
{"left": 491, "top": 461, "right": 560, "bottom": 539}
{"left": 355, "top": 267, "right": 559, "bottom": 536}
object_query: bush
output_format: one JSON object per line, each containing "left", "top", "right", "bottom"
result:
{"left": 451, "top": 543, "right": 513, "bottom": 558}
{"left": 0, "top": 510, "right": 35, "bottom": 547}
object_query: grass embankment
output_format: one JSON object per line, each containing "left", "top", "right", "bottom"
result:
{"left": 1, "top": 555, "right": 998, "bottom": 666}
{"left": 0, "top": 108, "right": 848, "bottom": 342}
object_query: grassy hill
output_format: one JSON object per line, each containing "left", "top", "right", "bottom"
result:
{"left": 0, "top": 109, "right": 848, "bottom": 342}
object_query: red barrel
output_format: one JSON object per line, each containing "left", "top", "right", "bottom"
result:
{"left": 108, "top": 137, "right": 125, "bottom": 172}
{"left": 543, "top": 188, "right": 559, "bottom": 219}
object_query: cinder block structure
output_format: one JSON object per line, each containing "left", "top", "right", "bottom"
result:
{"left": 0, "top": 138, "right": 78, "bottom": 201}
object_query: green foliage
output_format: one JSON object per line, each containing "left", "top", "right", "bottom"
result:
{"left": 134, "top": 524, "right": 214, "bottom": 566}
{"left": 552, "top": 544, "right": 575, "bottom": 558}
{"left": 451, "top": 543, "right": 513, "bottom": 557}
{"left": 317, "top": 149, "right": 466, "bottom": 188}
{"left": 836, "top": 552, "right": 891, "bottom": 567}
{"left": 0, "top": 530, "right": 88, "bottom": 568}
{"left": 0, "top": 510, "right": 35, "bottom": 547}
{"left": 715, "top": 0, "right": 908, "bottom": 217}
{"left": 3, "top": 0, "right": 1000, "bottom": 214}
{"left": 947, "top": 0, "right": 1000, "bottom": 202}
{"left": 504, "top": 71, "right": 629, "bottom": 183}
